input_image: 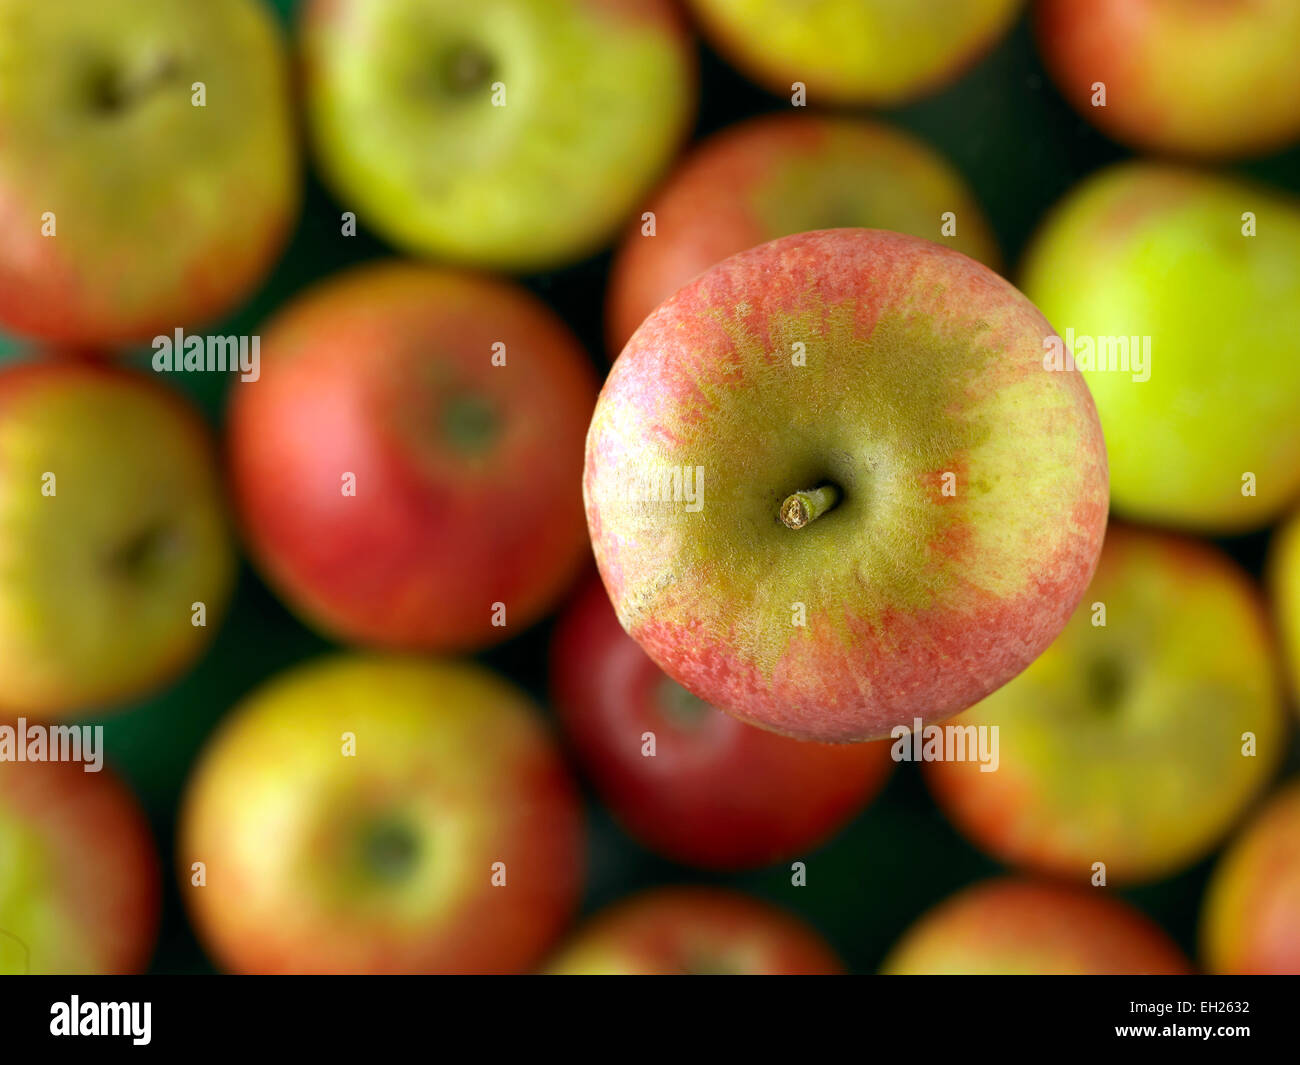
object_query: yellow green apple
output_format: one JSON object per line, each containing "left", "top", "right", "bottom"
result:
{"left": 1269, "top": 508, "right": 1300, "bottom": 705}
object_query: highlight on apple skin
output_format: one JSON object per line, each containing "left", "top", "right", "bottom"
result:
{"left": 606, "top": 112, "right": 1002, "bottom": 355}
{"left": 0, "top": 360, "right": 236, "bottom": 718}
{"left": 1036, "top": 0, "right": 1300, "bottom": 159}
{"left": 1201, "top": 780, "right": 1300, "bottom": 975}
{"left": 0, "top": 0, "right": 299, "bottom": 347}
{"left": 584, "top": 228, "right": 1108, "bottom": 743}
{"left": 299, "top": 0, "right": 695, "bottom": 272}
{"left": 0, "top": 760, "right": 160, "bottom": 975}
{"left": 228, "top": 261, "right": 599, "bottom": 653}
{"left": 550, "top": 573, "right": 893, "bottom": 870}
{"left": 179, "top": 655, "right": 585, "bottom": 975}
{"left": 687, "top": 0, "right": 1022, "bottom": 106}
{"left": 882, "top": 878, "right": 1191, "bottom": 975}
{"left": 925, "top": 525, "right": 1288, "bottom": 885}
{"left": 1021, "top": 162, "right": 1300, "bottom": 534}
{"left": 546, "top": 886, "right": 843, "bottom": 974}
{"left": 1268, "top": 509, "right": 1300, "bottom": 707}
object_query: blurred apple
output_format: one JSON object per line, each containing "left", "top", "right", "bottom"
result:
{"left": 0, "top": 0, "right": 298, "bottom": 346}
{"left": 606, "top": 112, "right": 1002, "bottom": 354}
{"left": 228, "top": 262, "right": 598, "bottom": 652}
{"left": 0, "top": 759, "right": 159, "bottom": 974}
{"left": 180, "top": 655, "right": 585, "bottom": 974}
{"left": 1021, "top": 162, "right": 1300, "bottom": 532}
{"left": 925, "top": 525, "right": 1287, "bottom": 884}
{"left": 882, "top": 878, "right": 1191, "bottom": 974}
{"left": 551, "top": 574, "right": 893, "bottom": 869}
{"left": 586, "top": 228, "right": 1107, "bottom": 742}
{"left": 1201, "top": 780, "right": 1300, "bottom": 975}
{"left": 1037, "top": 0, "right": 1300, "bottom": 159}
{"left": 547, "top": 887, "right": 842, "bottom": 974}
{"left": 0, "top": 360, "right": 234, "bottom": 717}
{"left": 299, "top": 0, "right": 694, "bottom": 271}
{"left": 1269, "top": 510, "right": 1300, "bottom": 706}
{"left": 687, "top": 0, "right": 1021, "bottom": 105}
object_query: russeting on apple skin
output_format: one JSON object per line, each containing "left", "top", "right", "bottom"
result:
{"left": 0, "top": 0, "right": 299, "bottom": 346}
{"left": 179, "top": 655, "right": 585, "bottom": 975}
{"left": 551, "top": 574, "right": 893, "bottom": 869}
{"left": 228, "top": 262, "right": 598, "bottom": 652}
{"left": 299, "top": 0, "right": 695, "bottom": 272}
{"left": 0, "top": 760, "right": 160, "bottom": 975}
{"left": 0, "top": 360, "right": 235, "bottom": 717}
{"left": 546, "top": 887, "right": 843, "bottom": 975}
{"left": 584, "top": 229, "right": 1108, "bottom": 743}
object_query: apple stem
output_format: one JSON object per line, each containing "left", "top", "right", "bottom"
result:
{"left": 779, "top": 485, "right": 841, "bottom": 529}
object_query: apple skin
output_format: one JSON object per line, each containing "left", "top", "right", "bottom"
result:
{"left": 547, "top": 887, "right": 842, "bottom": 974}
{"left": 0, "top": 360, "right": 235, "bottom": 717}
{"left": 1269, "top": 510, "right": 1300, "bottom": 706}
{"left": 585, "top": 228, "right": 1108, "bottom": 743}
{"left": 686, "top": 0, "right": 1021, "bottom": 106}
{"left": 228, "top": 262, "right": 599, "bottom": 652}
{"left": 299, "top": 0, "right": 694, "bottom": 272}
{"left": 606, "top": 112, "right": 1002, "bottom": 355}
{"left": 551, "top": 573, "right": 893, "bottom": 869}
{"left": 926, "top": 525, "right": 1286, "bottom": 884}
{"left": 1201, "top": 780, "right": 1300, "bottom": 975}
{"left": 179, "top": 655, "right": 585, "bottom": 975}
{"left": 1036, "top": 0, "right": 1300, "bottom": 159}
{"left": 882, "top": 878, "right": 1191, "bottom": 975}
{"left": 0, "top": 0, "right": 298, "bottom": 346}
{"left": 0, "top": 759, "right": 160, "bottom": 975}
{"left": 1021, "top": 162, "right": 1300, "bottom": 533}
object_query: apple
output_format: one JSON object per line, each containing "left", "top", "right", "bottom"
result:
{"left": 584, "top": 228, "right": 1108, "bottom": 743}
{"left": 0, "top": 0, "right": 298, "bottom": 347}
{"left": 547, "top": 886, "right": 842, "bottom": 974}
{"left": 1269, "top": 509, "right": 1300, "bottom": 705}
{"left": 925, "top": 525, "right": 1287, "bottom": 884}
{"left": 606, "top": 112, "right": 1002, "bottom": 354}
{"left": 1021, "top": 162, "right": 1300, "bottom": 533}
{"left": 179, "top": 654, "right": 585, "bottom": 974}
{"left": 228, "top": 261, "right": 598, "bottom": 652}
{"left": 551, "top": 573, "right": 893, "bottom": 869}
{"left": 882, "top": 878, "right": 1191, "bottom": 975}
{"left": 686, "top": 0, "right": 1022, "bottom": 106}
{"left": 299, "top": 0, "right": 694, "bottom": 272}
{"left": 0, "top": 359, "right": 235, "bottom": 717}
{"left": 0, "top": 759, "right": 159, "bottom": 975}
{"left": 1201, "top": 780, "right": 1300, "bottom": 975}
{"left": 1036, "top": 0, "right": 1300, "bottom": 159}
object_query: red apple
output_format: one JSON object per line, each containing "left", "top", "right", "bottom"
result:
{"left": 584, "top": 229, "right": 1108, "bottom": 742}
{"left": 1036, "top": 0, "right": 1300, "bottom": 158}
{"left": 547, "top": 886, "right": 842, "bottom": 974}
{"left": 882, "top": 878, "right": 1191, "bottom": 975}
{"left": 551, "top": 573, "right": 892, "bottom": 868}
{"left": 607, "top": 112, "right": 1002, "bottom": 354}
{"left": 228, "top": 262, "right": 599, "bottom": 651}
{"left": 1201, "top": 780, "right": 1300, "bottom": 975}
{"left": 180, "top": 654, "right": 585, "bottom": 974}
{"left": 0, "top": 758, "right": 159, "bottom": 974}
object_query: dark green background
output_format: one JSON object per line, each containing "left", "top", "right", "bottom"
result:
{"left": 5, "top": 2, "right": 1298, "bottom": 973}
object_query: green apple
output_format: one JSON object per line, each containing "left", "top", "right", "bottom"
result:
{"left": 925, "top": 525, "right": 1287, "bottom": 884}
{"left": 0, "top": 760, "right": 159, "bottom": 974}
{"left": 687, "top": 0, "right": 1022, "bottom": 105}
{"left": 299, "top": 0, "right": 694, "bottom": 271}
{"left": 882, "top": 878, "right": 1191, "bottom": 975}
{"left": 180, "top": 655, "right": 585, "bottom": 974}
{"left": 547, "top": 887, "right": 842, "bottom": 974}
{"left": 0, "top": 0, "right": 298, "bottom": 346}
{"left": 1201, "top": 779, "right": 1300, "bottom": 975}
{"left": 0, "top": 360, "right": 235, "bottom": 717}
{"left": 585, "top": 228, "right": 1108, "bottom": 743}
{"left": 1269, "top": 509, "right": 1300, "bottom": 706}
{"left": 1021, "top": 162, "right": 1300, "bottom": 532}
